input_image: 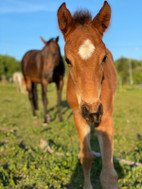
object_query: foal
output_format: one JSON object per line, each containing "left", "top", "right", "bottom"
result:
{"left": 58, "top": 1, "right": 118, "bottom": 189}
{"left": 22, "top": 36, "right": 65, "bottom": 124}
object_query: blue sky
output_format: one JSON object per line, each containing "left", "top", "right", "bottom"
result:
{"left": 0, "top": 0, "right": 142, "bottom": 61}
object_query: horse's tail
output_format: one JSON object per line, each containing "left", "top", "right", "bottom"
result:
{"left": 32, "top": 82, "right": 38, "bottom": 110}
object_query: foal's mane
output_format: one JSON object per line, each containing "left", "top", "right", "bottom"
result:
{"left": 73, "top": 10, "right": 92, "bottom": 25}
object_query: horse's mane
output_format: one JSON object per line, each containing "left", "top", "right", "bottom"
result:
{"left": 73, "top": 10, "right": 92, "bottom": 25}
{"left": 47, "top": 38, "right": 57, "bottom": 43}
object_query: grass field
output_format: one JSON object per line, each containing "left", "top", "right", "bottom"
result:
{"left": 0, "top": 82, "right": 142, "bottom": 189}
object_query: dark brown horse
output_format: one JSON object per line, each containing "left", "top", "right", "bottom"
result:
{"left": 58, "top": 1, "right": 118, "bottom": 189}
{"left": 22, "top": 36, "right": 65, "bottom": 124}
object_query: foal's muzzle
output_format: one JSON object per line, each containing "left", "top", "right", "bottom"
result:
{"left": 81, "top": 103, "right": 103, "bottom": 127}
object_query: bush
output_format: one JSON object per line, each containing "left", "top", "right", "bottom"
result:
{"left": 0, "top": 55, "right": 21, "bottom": 80}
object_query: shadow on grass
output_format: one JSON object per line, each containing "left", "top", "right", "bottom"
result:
{"left": 63, "top": 158, "right": 103, "bottom": 189}
{"left": 63, "top": 157, "right": 124, "bottom": 189}
{"left": 62, "top": 129, "right": 125, "bottom": 189}
{"left": 48, "top": 100, "right": 72, "bottom": 121}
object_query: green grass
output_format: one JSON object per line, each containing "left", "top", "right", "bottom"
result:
{"left": 0, "top": 83, "right": 142, "bottom": 188}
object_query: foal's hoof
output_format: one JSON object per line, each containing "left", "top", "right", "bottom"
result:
{"left": 46, "top": 114, "right": 51, "bottom": 122}
{"left": 42, "top": 122, "right": 48, "bottom": 127}
{"left": 92, "top": 151, "right": 101, "bottom": 158}
{"left": 83, "top": 183, "right": 93, "bottom": 189}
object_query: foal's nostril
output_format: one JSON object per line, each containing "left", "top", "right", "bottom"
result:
{"left": 98, "top": 103, "right": 103, "bottom": 115}
{"left": 81, "top": 104, "right": 90, "bottom": 117}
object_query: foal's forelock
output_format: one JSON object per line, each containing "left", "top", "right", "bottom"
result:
{"left": 73, "top": 10, "right": 92, "bottom": 25}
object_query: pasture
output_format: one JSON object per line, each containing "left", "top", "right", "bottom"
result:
{"left": 0, "top": 82, "right": 142, "bottom": 188}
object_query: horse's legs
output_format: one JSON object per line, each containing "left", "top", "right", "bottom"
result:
{"left": 15, "top": 82, "right": 19, "bottom": 91}
{"left": 26, "top": 80, "right": 36, "bottom": 117}
{"left": 32, "top": 82, "right": 38, "bottom": 110}
{"left": 56, "top": 79, "right": 64, "bottom": 121}
{"left": 19, "top": 79, "right": 23, "bottom": 93}
{"left": 96, "top": 117, "right": 118, "bottom": 189}
{"left": 41, "top": 83, "right": 49, "bottom": 124}
{"left": 74, "top": 113, "right": 93, "bottom": 189}
{"left": 15, "top": 77, "right": 19, "bottom": 91}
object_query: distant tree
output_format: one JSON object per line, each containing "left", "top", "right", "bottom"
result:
{"left": 114, "top": 57, "right": 142, "bottom": 85}
{"left": 133, "top": 71, "right": 142, "bottom": 84}
{"left": 115, "top": 57, "right": 129, "bottom": 84}
{"left": 0, "top": 55, "right": 21, "bottom": 80}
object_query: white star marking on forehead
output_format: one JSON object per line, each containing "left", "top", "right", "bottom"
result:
{"left": 78, "top": 39, "right": 95, "bottom": 60}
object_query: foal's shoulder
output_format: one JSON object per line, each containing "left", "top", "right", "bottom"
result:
{"left": 105, "top": 49, "right": 117, "bottom": 94}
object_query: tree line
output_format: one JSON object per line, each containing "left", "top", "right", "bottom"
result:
{"left": 0, "top": 55, "right": 142, "bottom": 85}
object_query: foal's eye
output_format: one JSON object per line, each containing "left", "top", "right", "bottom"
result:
{"left": 102, "top": 55, "right": 107, "bottom": 63}
{"left": 65, "top": 57, "right": 72, "bottom": 66}
{"left": 52, "top": 53, "right": 56, "bottom": 57}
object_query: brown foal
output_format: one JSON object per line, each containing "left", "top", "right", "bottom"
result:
{"left": 57, "top": 1, "right": 118, "bottom": 189}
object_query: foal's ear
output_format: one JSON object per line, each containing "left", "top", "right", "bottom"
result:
{"left": 57, "top": 3, "right": 72, "bottom": 37}
{"left": 91, "top": 1, "right": 111, "bottom": 36}
{"left": 40, "top": 37, "right": 47, "bottom": 45}
{"left": 56, "top": 36, "right": 59, "bottom": 43}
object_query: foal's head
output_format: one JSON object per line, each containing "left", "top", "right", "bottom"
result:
{"left": 58, "top": 1, "right": 111, "bottom": 126}
{"left": 41, "top": 36, "right": 61, "bottom": 80}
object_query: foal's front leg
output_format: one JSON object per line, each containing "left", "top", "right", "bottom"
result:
{"left": 56, "top": 79, "right": 64, "bottom": 121}
{"left": 95, "top": 117, "right": 118, "bottom": 189}
{"left": 74, "top": 112, "right": 93, "bottom": 189}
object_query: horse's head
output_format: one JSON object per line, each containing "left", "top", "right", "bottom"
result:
{"left": 41, "top": 36, "right": 61, "bottom": 80}
{"left": 58, "top": 1, "right": 111, "bottom": 125}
